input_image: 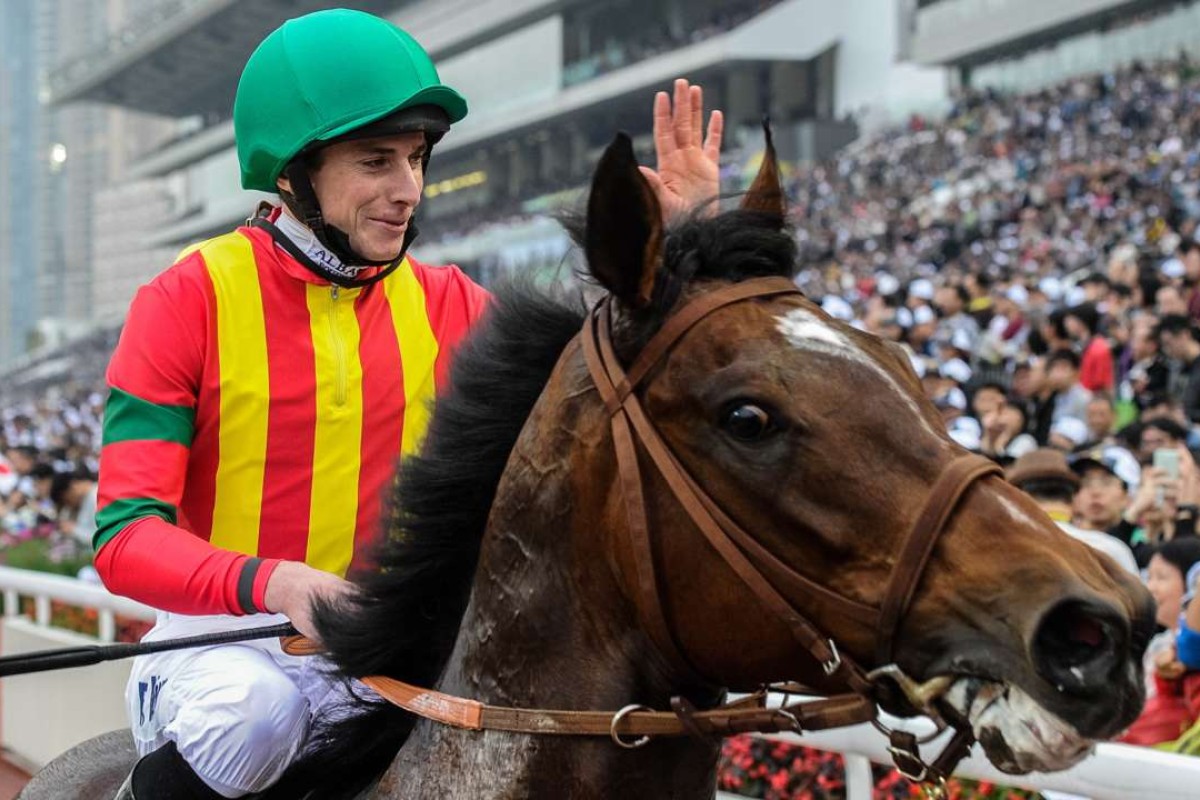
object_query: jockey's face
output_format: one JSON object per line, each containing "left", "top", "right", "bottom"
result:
{"left": 284, "top": 131, "right": 427, "bottom": 262}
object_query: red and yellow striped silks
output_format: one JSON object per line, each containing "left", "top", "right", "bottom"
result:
{"left": 97, "top": 225, "right": 489, "bottom": 579}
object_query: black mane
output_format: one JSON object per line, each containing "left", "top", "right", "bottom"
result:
{"left": 270, "top": 207, "right": 796, "bottom": 798}
{"left": 657, "top": 206, "right": 798, "bottom": 285}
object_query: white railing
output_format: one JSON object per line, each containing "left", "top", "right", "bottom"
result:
{"left": 0, "top": 567, "right": 157, "bottom": 768}
{"left": 0, "top": 572, "right": 1197, "bottom": 797}
{"left": 717, "top": 694, "right": 1200, "bottom": 800}
{"left": 0, "top": 565, "right": 155, "bottom": 642}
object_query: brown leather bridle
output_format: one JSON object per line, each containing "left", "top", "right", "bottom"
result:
{"left": 580, "top": 276, "right": 1001, "bottom": 688}
{"left": 285, "top": 276, "right": 1002, "bottom": 794}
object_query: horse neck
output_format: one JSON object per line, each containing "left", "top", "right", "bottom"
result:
{"left": 377, "top": 364, "right": 722, "bottom": 799}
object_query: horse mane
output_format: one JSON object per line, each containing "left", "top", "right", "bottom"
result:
{"left": 270, "top": 279, "right": 585, "bottom": 798}
{"left": 270, "top": 207, "right": 796, "bottom": 799}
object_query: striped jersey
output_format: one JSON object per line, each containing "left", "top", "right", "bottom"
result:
{"left": 94, "top": 220, "right": 489, "bottom": 615}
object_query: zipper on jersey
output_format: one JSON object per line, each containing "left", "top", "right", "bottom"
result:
{"left": 329, "top": 285, "right": 347, "bottom": 406}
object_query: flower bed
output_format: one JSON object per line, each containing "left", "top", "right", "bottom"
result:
{"left": 718, "top": 736, "right": 1042, "bottom": 800}
{"left": 0, "top": 532, "right": 152, "bottom": 643}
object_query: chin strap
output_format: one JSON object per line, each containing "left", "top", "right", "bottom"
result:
{"left": 249, "top": 212, "right": 414, "bottom": 290}
{"left": 282, "top": 161, "right": 396, "bottom": 267}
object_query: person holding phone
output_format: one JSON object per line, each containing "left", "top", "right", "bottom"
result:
{"left": 1107, "top": 443, "right": 1200, "bottom": 567}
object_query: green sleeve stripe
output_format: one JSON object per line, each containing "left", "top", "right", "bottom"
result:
{"left": 93, "top": 497, "right": 177, "bottom": 552}
{"left": 103, "top": 387, "right": 195, "bottom": 446}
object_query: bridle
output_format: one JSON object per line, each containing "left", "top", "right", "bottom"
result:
{"left": 284, "top": 275, "right": 1002, "bottom": 794}
{"left": 577, "top": 275, "right": 1000, "bottom": 781}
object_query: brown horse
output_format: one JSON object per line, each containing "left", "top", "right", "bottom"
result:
{"left": 20, "top": 136, "right": 1153, "bottom": 800}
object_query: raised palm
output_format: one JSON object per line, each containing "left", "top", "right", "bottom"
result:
{"left": 640, "top": 78, "right": 724, "bottom": 222}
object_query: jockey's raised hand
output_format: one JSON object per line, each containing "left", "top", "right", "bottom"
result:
{"left": 263, "top": 561, "right": 358, "bottom": 644}
{"left": 639, "top": 78, "right": 724, "bottom": 222}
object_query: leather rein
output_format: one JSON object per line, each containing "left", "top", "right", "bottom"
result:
{"left": 284, "top": 276, "right": 1001, "bottom": 791}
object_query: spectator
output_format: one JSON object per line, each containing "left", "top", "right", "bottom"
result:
{"left": 1070, "top": 447, "right": 1139, "bottom": 535}
{"left": 1109, "top": 442, "right": 1197, "bottom": 567}
{"left": 1137, "top": 418, "right": 1190, "bottom": 466}
{"left": 1120, "top": 537, "right": 1200, "bottom": 747}
{"left": 1157, "top": 314, "right": 1200, "bottom": 424}
{"left": 933, "top": 284, "right": 980, "bottom": 354}
{"left": 1126, "top": 315, "right": 1172, "bottom": 412}
{"left": 979, "top": 398, "right": 1037, "bottom": 463}
{"left": 1045, "top": 350, "right": 1092, "bottom": 429}
{"left": 1085, "top": 394, "right": 1119, "bottom": 447}
{"left": 49, "top": 470, "right": 97, "bottom": 546}
{"left": 1005, "top": 448, "right": 1137, "bottom": 575}
{"left": 1065, "top": 303, "right": 1113, "bottom": 393}
{"left": 1159, "top": 285, "right": 1191, "bottom": 318}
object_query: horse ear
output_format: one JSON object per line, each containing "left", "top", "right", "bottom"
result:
{"left": 741, "top": 120, "right": 786, "bottom": 218}
{"left": 585, "top": 133, "right": 662, "bottom": 309}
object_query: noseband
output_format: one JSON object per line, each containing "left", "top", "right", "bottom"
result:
{"left": 284, "top": 277, "right": 1000, "bottom": 796}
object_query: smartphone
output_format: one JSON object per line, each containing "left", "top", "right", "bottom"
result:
{"left": 1154, "top": 448, "right": 1181, "bottom": 508}
{"left": 1155, "top": 448, "right": 1181, "bottom": 480}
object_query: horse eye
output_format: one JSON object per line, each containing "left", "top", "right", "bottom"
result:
{"left": 722, "top": 404, "right": 774, "bottom": 441}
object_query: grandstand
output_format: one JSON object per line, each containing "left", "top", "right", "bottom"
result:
{"left": 46, "top": 0, "right": 943, "bottom": 310}
{"left": 909, "top": 0, "right": 1191, "bottom": 89}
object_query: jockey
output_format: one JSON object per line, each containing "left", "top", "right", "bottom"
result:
{"left": 95, "top": 8, "right": 722, "bottom": 799}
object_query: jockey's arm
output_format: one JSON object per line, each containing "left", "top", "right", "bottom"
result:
{"left": 93, "top": 275, "right": 286, "bottom": 617}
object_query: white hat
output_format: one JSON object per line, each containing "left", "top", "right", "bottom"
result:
{"left": 937, "top": 386, "right": 968, "bottom": 412}
{"left": 1038, "top": 276, "right": 1064, "bottom": 301}
{"left": 912, "top": 305, "right": 936, "bottom": 326}
{"left": 909, "top": 278, "right": 935, "bottom": 300}
{"left": 1162, "top": 257, "right": 1186, "bottom": 279}
{"left": 1069, "top": 445, "right": 1141, "bottom": 493}
{"left": 875, "top": 272, "right": 901, "bottom": 297}
{"left": 894, "top": 307, "right": 914, "bottom": 328}
{"left": 949, "top": 328, "right": 973, "bottom": 352}
{"left": 1005, "top": 284, "right": 1029, "bottom": 306}
{"left": 939, "top": 357, "right": 973, "bottom": 385}
{"left": 1050, "top": 416, "right": 1089, "bottom": 447}
{"left": 821, "top": 295, "right": 854, "bottom": 321}
{"left": 948, "top": 415, "right": 982, "bottom": 450}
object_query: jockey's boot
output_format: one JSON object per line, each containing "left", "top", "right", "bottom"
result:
{"left": 112, "top": 742, "right": 225, "bottom": 800}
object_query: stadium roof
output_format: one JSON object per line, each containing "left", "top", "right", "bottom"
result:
{"left": 910, "top": 0, "right": 1175, "bottom": 67}
{"left": 45, "top": 0, "right": 402, "bottom": 117}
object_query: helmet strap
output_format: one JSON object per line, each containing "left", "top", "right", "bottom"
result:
{"left": 282, "top": 161, "right": 394, "bottom": 268}
{"left": 273, "top": 159, "right": 422, "bottom": 288}
{"left": 251, "top": 215, "right": 413, "bottom": 289}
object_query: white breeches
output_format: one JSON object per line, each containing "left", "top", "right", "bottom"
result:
{"left": 126, "top": 612, "right": 362, "bottom": 798}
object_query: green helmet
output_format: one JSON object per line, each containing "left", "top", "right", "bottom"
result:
{"left": 234, "top": 8, "right": 468, "bottom": 192}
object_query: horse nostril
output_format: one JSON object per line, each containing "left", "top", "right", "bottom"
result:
{"left": 1032, "top": 599, "right": 1123, "bottom": 695}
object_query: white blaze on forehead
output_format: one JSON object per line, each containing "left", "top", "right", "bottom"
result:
{"left": 775, "top": 309, "right": 849, "bottom": 348}
{"left": 774, "top": 309, "right": 933, "bottom": 430}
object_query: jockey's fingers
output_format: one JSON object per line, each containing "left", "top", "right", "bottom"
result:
{"left": 653, "top": 91, "right": 675, "bottom": 162}
{"left": 673, "top": 78, "right": 693, "bottom": 149}
{"left": 704, "top": 109, "right": 724, "bottom": 163}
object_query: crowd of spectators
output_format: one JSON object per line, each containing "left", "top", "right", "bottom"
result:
{"left": 794, "top": 54, "right": 1200, "bottom": 752}
{"left": 0, "top": 386, "right": 102, "bottom": 577}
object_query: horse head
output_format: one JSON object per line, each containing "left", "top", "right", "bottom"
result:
{"left": 574, "top": 131, "right": 1155, "bottom": 776}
